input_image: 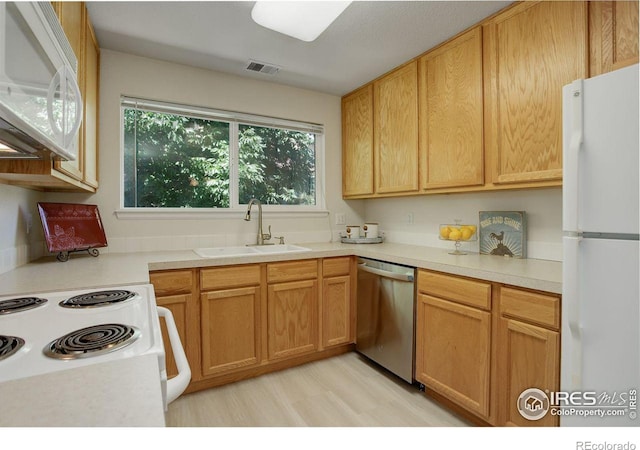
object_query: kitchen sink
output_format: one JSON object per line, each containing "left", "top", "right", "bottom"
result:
{"left": 193, "top": 246, "right": 260, "bottom": 258}
{"left": 252, "top": 244, "right": 311, "bottom": 254}
{"left": 193, "top": 244, "right": 310, "bottom": 258}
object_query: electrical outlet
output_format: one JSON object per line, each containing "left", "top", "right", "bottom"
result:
{"left": 335, "top": 213, "right": 346, "bottom": 225}
{"left": 25, "top": 212, "right": 33, "bottom": 234}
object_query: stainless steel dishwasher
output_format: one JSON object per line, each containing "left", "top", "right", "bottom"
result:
{"left": 356, "top": 257, "right": 416, "bottom": 383}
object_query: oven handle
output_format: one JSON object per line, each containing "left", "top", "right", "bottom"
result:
{"left": 157, "top": 306, "right": 191, "bottom": 404}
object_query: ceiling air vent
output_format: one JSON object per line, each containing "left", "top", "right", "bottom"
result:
{"left": 246, "top": 60, "right": 280, "bottom": 75}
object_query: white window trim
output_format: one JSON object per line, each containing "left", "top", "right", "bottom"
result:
{"left": 117, "top": 97, "right": 326, "bottom": 219}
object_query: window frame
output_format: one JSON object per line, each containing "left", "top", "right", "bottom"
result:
{"left": 117, "top": 97, "right": 327, "bottom": 218}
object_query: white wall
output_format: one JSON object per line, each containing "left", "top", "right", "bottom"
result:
{"left": 40, "top": 49, "right": 562, "bottom": 262}
{"left": 47, "top": 50, "right": 365, "bottom": 252}
{"left": 363, "top": 188, "right": 563, "bottom": 261}
{"left": 0, "top": 184, "right": 45, "bottom": 274}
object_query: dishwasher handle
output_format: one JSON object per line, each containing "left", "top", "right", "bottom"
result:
{"left": 358, "top": 263, "right": 414, "bottom": 282}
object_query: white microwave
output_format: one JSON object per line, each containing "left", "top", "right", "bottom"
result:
{"left": 0, "top": 2, "right": 82, "bottom": 160}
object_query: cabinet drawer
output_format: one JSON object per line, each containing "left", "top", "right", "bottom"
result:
{"left": 150, "top": 270, "right": 193, "bottom": 296}
{"left": 267, "top": 260, "right": 318, "bottom": 283}
{"left": 322, "top": 257, "right": 351, "bottom": 277}
{"left": 201, "top": 265, "right": 261, "bottom": 291}
{"left": 500, "top": 287, "right": 560, "bottom": 330}
{"left": 417, "top": 270, "right": 491, "bottom": 310}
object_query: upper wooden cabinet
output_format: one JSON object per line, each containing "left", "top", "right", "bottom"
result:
{"left": 590, "top": 1, "right": 639, "bottom": 76}
{"left": 419, "top": 27, "right": 484, "bottom": 190}
{"left": 374, "top": 61, "right": 419, "bottom": 195}
{"left": 81, "top": 13, "right": 100, "bottom": 189}
{"left": 0, "top": 2, "right": 99, "bottom": 192}
{"left": 342, "top": 1, "right": 638, "bottom": 198}
{"left": 483, "top": 1, "right": 588, "bottom": 186}
{"left": 342, "top": 85, "right": 374, "bottom": 197}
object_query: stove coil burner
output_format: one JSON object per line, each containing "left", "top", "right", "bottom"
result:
{"left": 0, "top": 297, "right": 48, "bottom": 315}
{"left": 0, "top": 335, "right": 25, "bottom": 361}
{"left": 59, "top": 290, "right": 136, "bottom": 308}
{"left": 43, "top": 324, "right": 140, "bottom": 360}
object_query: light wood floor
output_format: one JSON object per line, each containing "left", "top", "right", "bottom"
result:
{"left": 166, "top": 352, "right": 471, "bottom": 427}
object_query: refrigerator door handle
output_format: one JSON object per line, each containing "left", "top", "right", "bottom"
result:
{"left": 563, "top": 236, "right": 583, "bottom": 389}
{"left": 563, "top": 79, "right": 583, "bottom": 232}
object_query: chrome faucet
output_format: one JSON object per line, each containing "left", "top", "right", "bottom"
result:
{"left": 244, "top": 199, "right": 272, "bottom": 245}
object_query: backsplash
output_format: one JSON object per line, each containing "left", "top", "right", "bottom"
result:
{"left": 0, "top": 184, "right": 45, "bottom": 274}
{"left": 0, "top": 243, "right": 44, "bottom": 275}
{"left": 78, "top": 230, "right": 334, "bottom": 255}
{"left": 362, "top": 188, "right": 563, "bottom": 262}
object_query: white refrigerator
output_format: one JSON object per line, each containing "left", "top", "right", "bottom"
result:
{"left": 561, "top": 64, "right": 639, "bottom": 427}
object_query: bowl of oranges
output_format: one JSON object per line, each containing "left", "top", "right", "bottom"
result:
{"left": 439, "top": 222, "right": 477, "bottom": 255}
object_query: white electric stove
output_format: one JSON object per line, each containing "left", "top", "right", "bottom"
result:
{"left": 0, "top": 284, "right": 190, "bottom": 409}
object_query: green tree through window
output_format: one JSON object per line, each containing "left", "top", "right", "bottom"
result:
{"left": 123, "top": 105, "right": 317, "bottom": 208}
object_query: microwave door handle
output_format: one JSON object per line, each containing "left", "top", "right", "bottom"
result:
{"left": 64, "top": 67, "right": 83, "bottom": 148}
{"left": 157, "top": 306, "right": 191, "bottom": 405}
{"left": 47, "top": 67, "right": 64, "bottom": 140}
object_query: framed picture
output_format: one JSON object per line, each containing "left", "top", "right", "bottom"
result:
{"left": 479, "top": 211, "right": 527, "bottom": 258}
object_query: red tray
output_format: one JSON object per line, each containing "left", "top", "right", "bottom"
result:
{"left": 37, "top": 203, "right": 108, "bottom": 253}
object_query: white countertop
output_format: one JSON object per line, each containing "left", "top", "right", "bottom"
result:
{"left": 0, "top": 354, "right": 166, "bottom": 427}
{"left": 0, "top": 241, "right": 562, "bottom": 297}
{"left": 0, "top": 241, "right": 562, "bottom": 427}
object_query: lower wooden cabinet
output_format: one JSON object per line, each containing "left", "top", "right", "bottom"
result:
{"left": 151, "top": 257, "right": 355, "bottom": 393}
{"left": 201, "top": 286, "right": 261, "bottom": 376}
{"left": 155, "top": 293, "right": 190, "bottom": 379}
{"left": 415, "top": 275, "right": 492, "bottom": 420}
{"left": 267, "top": 279, "right": 318, "bottom": 360}
{"left": 266, "top": 260, "right": 318, "bottom": 360}
{"left": 322, "top": 275, "right": 351, "bottom": 347}
{"left": 199, "top": 264, "right": 263, "bottom": 376}
{"left": 321, "top": 257, "right": 355, "bottom": 348}
{"left": 416, "top": 294, "right": 491, "bottom": 418}
{"left": 497, "top": 287, "right": 561, "bottom": 427}
{"left": 416, "top": 269, "right": 561, "bottom": 426}
{"left": 149, "top": 269, "right": 198, "bottom": 380}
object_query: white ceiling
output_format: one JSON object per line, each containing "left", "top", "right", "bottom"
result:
{"left": 86, "top": 1, "right": 512, "bottom": 96}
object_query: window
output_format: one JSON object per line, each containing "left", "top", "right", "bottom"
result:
{"left": 121, "top": 97, "right": 323, "bottom": 211}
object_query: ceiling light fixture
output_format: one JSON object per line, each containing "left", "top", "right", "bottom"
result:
{"left": 251, "top": 1, "right": 352, "bottom": 42}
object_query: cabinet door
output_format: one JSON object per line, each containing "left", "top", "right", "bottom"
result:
{"left": 268, "top": 280, "right": 318, "bottom": 360}
{"left": 374, "top": 62, "right": 419, "bottom": 194}
{"left": 416, "top": 294, "right": 491, "bottom": 418}
{"left": 201, "top": 286, "right": 261, "bottom": 376}
{"left": 342, "top": 85, "right": 374, "bottom": 197}
{"left": 322, "top": 275, "right": 351, "bottom": 347}
{"left": 82, "top": 12, "right": 99, "bottom": 188}
{"left": 150, "top": 269, "right": 198, "bottom": 381}
{"left": 589, "top": 1, "right": 639, "bottom": 76}
{"left": 498, "top": 318, "right": 560, "bottom": 427}
{"left": 419, "top": 27, "right": 484, "bottom": 189}
{"left": 156, "top": 294, "right": 190, "bottom": 379}
{"left": 483, "top": 1, "right": 588, "bottom": 185}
